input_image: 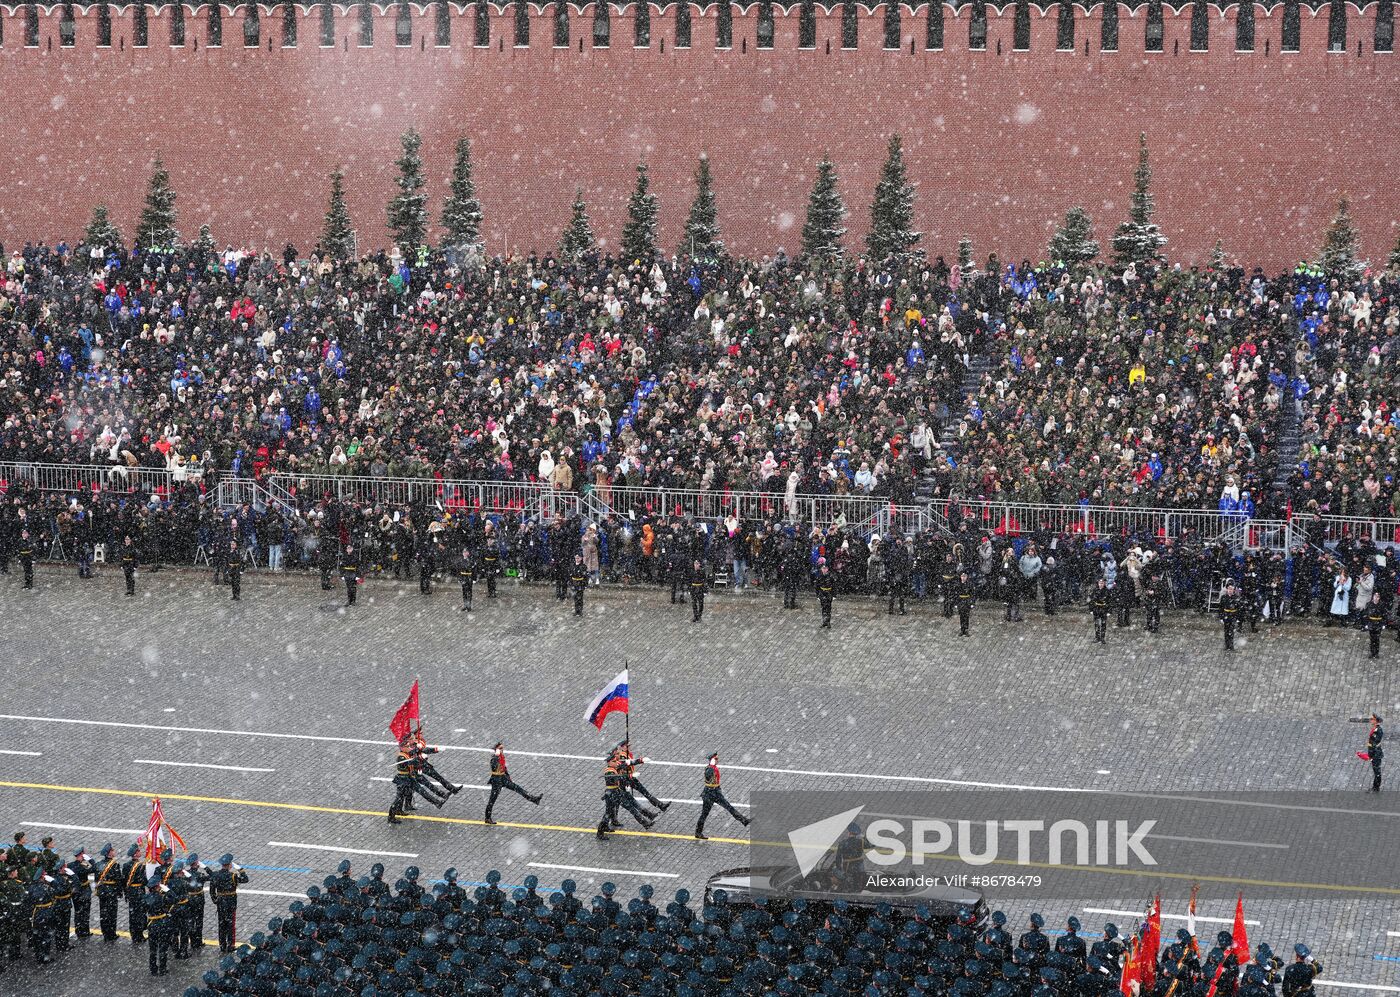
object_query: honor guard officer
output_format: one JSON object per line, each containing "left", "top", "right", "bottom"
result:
{"left": 28, "top": 866, "right": 57, "bottom": 963}
{"left": 340, "top": 544, "right": 360, "bottom": 605}
{"left": 94, "top": 843, "right": 122, "bottom": 941}
{"left": 695, "top": 752, "right": 751, "bottom": 840}
{"left": 570, "top": 554, "right": 588, "bottom": 616}
{"left": 1367, "top": 714, "right": 1384, "bottom": 792}
{"left": 227, "top": 540, "right": 243, "bottom": 601}
{"left": 185, "top": 853, "right": 209, "bottom": 948}
{"left": 210, "top": 854, "right": 248, "bottom": 953}
{"left": 70, "top": 846, "right": 96, "bottom": 938}
{"left": 955, "top": 569, "right": 976, "bottom": 636}
{"left": 782, "top": 540, "right": 806, "bottom": 610}
{"left": 887, "top": 537, "right": 912, "bottom": 616}
{"left": 481, "top": 525, "right": 502, "bottom": 598}
{"left": 455, "top": 547, "right": 475, "bottom": 611}
{"left": 1143, "top": 570, "right": 1162, "bottom": 634}
{"left": 816, "top": 560, "right": 835, "bottom": 628}
{"left": 616, "top": 740, "right": 669, "bottom": 814}
{"left": 121, "top": 842, "right": 148, "bottom": 944}
{"left": 145, "top": 879, "right": 172, "bottom": 975}
{"left": 409, "top": 732, "right": 463, "bottom": 799}
{"left": 1219, "top": 580, "right": 1242, "bottom": 651}
{"left": 597, "top": 755, "right": 654, "bottom": 839}
{"left": 17, "top": 529, "right": 33, "bottom": 589}
{"left": 1282, "top": 944, "right": 1322, "bottom": 997}
{"left": 49, "top": 855, "right": 73, "bottom": 949}
{"left": 1365, "top": 594, "right": 1386, "bottom": 659}
{"left": 418, "top": 537, "right": 435, "bottom": 595}
{"left": 484, "top": 742, "right": 542, "bottom": 825}
{"left": 120, "top": 535, "right": 138, "bottom": 596}
{"left": 689, "top": 559, "right": 709, "bottom": 623}
{"left": 1091, "top": 578, "right": 1111, "bottom": 644}
{"left": 940, "top": 553, "right": 960, "bottom": 619}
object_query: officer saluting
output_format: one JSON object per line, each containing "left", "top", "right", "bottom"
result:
{"left": 209, "top": 854, "right": 248, "bottom": 953}
{"left": 570, "top": 554, "right": 588, "bottom": 617}
{"left": 340, "top": 544, "right": 360, "bottom": 606}
{"left": 1219, "top": 580, "right": 1241, "bottom": 651}
{"left": 120, "top": 535, "right": 138, "bottom": 596}
{"left": 816, "top": 560, "right": 835, "bottom": 629}
{"left": 1282, "top": 943, "right": 1322, "bottom": 997}
{"left": 484, "top": 741, "right": 542, "bottom": 825}
{"left": 695, "top": 752, "right": 751, "bottom": 840}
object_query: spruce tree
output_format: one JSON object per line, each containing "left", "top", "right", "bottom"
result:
{"left": 800, "top": 155, "right": 847, "bottom": 264}
{"left": 1048, "top": 207, "right": 1099, "bottom": 268}
{"left": 387, "top": 128, "right": 428, "bottom": 258}
{"left": 440, "top": 137, "right": 483, "bottom": 251}
{"left": 620, "top": 161, "right": 659, "bottom": 264}
{"left": 957, "top": 236, "right": 973, "bottom": 271}
{"left": 323, "top": 169, "right": 356, "bottom": 262}
{"left": 83, "top": 205, "right": 124, "bottom": 251}
{"left": 1208, "top": 238, "right": 1228, "bottom": 272}
{"left": 679, "top": 154, "right": 723, "bottom": 262}
{"left": 1318, "top": 198, "right": 1363, "bottom": 280}
{"left": 1111, "top": 133, "right": 1167, "bottom": 271}
{"left": 134, "top": 158, "right": 179, "bottom": 251}
{"left": 559, "top": 189, "right": 596, "bottom": 261}
{"left": 195, "top": 223, "right": 216, "bottom": 256}
{"left": 866, "top": 134, "right": 920, "bottom": 263}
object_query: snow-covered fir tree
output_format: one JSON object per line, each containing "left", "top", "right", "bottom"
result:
{"left": 1111, "top": 133, "right": 1167, "bottom": 271}
{"left": 135, "top": 158, "right": 179, "bottom": 250}
{"left": 1318, "top": 198, "right": 1364, "bottom": 280}
{"left": 800, "top": 155, "right": 846, "bottom": 264}
{"left": 620, "top": 161, "right": 659, "bottom": 264}
{"left": 323, "top": 169, "right": 356, "bottom": 262}
{"left": 1048, "top": 207, "right": 1099, "bottom": 268}
{"left": 387, "top": 129, "right": 429, "bottom": 258}
{"left": 680, "top": 154, "right": 723, "bottom": 262}
{"left": 866, "top": 135, "right": 920, "bottom": 262}
{"left": 83, "top": 205, "right": 124, "bottom": 251}
{"left": 440, "top": 137, "right": 483, "bottom": 251}
{"left": 559, "top": 189, "right": 596, "bottom": 260}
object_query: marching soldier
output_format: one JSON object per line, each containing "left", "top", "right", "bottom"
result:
{"left": 455, "top": 546, "right": 475, "bottom": 611}
{"left": 816, "top": 560, "right": 835, "bottom": 629}
{"left": 185, "top": 853, "right": 209, "bottom": 949}
{"left": 121, "top": 842, "right": 147, "bottom": 944}
{"left": 1367, "top": 714, "right": 1384, "bottom": 792}
{"left": 340, "top": 543, "right": 359, "bottom": 606}
{"left": 409, "top": 732, "right": 462, "bottom": 799}
{"left": 1282, "top": 944, "right": 1322, "bottom": 997}
{"left": 616, "top": 740, "right": 668, "bottom": 814}
{"left": 388, "top": 735, "right": 447, "bottom": 824}
{"left": 570, "top": 553, "right": 588, "bottom": 617}
{"left": 481, "top": 524, "right": 502, "bottom": 598}
{"left": 227, "top": 540, "right": 243, "bottom": 601}
{"left": 120, "top": 535, "right": 138, "bottom": 596}
{"left": 1219, "top": 579, "right": 1241, "bottom": 651}
{"left": 94, "top": 842, "right": 122, "bottom": 941}
{"left": 955, "top": 569, "right": 975, "bottom": 637}
{"left": 145, "top": 879, "right": 172, "bottom": 975}
{"left": 1091, "top": 578, "right": 1111, "bottom": 644}
{"left": 695, "top": 752, "right": 750, "bottom": 840}
{"left": 70, "top": 847, "right": 97, "bottom": 938}
{"left": 689, "top": 559, "right": 709, "bottom": 623}
{"left": 17, "top": 529, "right": 33, "bottom": 590}
{"left": 484, "top": 741, "right": 542, "bottom": 825}
{"left": 597, "top": 755, "right": 654, "bottom": 839}
{"left": 1364, "top": 594, "right": 1386, "bottom": 659}
{"left": 418, "top": 537, "right": 435, "bottom": 595}
{"left": 209, "top": 854, "right": 248, "bottom": 954}
{"left": 887, "top": 538, "right": 911, "bottom": 616}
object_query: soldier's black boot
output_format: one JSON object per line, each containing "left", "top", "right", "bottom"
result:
{"left": 529, "top": 793, "right": 543, "bottom": 805}
{"left": 484, "top": 810, "right": 496, "bottom": 826}
{"left": 694, "top": 826, "right": 708, "bottom": 840}
{"left": 596, "top": 822, "right": 608, "bottom": 839}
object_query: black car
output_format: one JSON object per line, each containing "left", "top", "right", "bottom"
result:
{"left": 705, "top": 860, "right": 988, "bottom": 927}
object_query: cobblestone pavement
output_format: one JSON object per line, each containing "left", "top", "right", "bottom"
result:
{"left": 1, "top": 565, "right": 1398, "bottom": 995}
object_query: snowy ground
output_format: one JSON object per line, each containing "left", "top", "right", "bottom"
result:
{"left": 2, "top": 565, "right": 1398, "bottom": 995}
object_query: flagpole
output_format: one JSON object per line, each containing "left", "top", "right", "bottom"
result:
{"left": 624, "top": 659, "right": 630, "bottom": 745}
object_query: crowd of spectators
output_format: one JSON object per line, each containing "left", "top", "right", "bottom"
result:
{"left": 1, "top": 237, "right": 1397, "bottom": 517}
{"left": 184, "top": 863, "right": 1321, "bottom": 997}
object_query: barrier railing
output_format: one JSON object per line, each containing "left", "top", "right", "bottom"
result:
{"left": 0, "top": 460, "right": 175, "bottom": 495}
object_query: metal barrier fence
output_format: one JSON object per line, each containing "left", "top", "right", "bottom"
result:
{"left": 0, "top": 460, "right": 175, "bottom": 495}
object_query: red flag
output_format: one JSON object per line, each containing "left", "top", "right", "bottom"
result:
{"left": 1141, "top": 896, "right": 1162, "bottom": 995}
{"left": 1230, "top": 894, "right": 1250, "bottom": 964}
{"left": 390, "top": 681, "right": 420, "bottom": 742}
{"left": 1120, "top": 937, "right": 1140, "bottom": 997}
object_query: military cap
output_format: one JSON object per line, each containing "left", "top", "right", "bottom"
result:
{"left": 991, "top": 910, "right": 1007, "bottom": 926}
{"left": 1176, "top": 928, "right": 1192, "bottom": 943}
{"left": 1218, "top": 930, "right": 1234, "bottom": 947}
{"left": 127, "top": 844, "right": 140, "bottom": 858}
{"left": 1103, "top": 923, "right": 1118, "bottom": 940}
{"left": 336, "top": 859, "right": 351, "bottom": 874}
{"left": 219, "top": 853, "right": 234, "bottom": 865}
{"left": 370, "top": 862, "right": 385, "bottom": 878}
{"left": 1295, "top": 944, "right": 1310, "bottom": 958}
{"left": 1029, "top": 912, "right": 1044, "bottom": 928}
{"left": 1067, "top": 916, "right": 1081, "bottom": 931}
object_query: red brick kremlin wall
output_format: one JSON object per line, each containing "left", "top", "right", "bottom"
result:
{"left": 1, "top": 2, "right": 1395, "bottom": 267}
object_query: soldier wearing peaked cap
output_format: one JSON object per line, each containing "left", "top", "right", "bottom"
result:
{"left": 121, "top": 842, "right": 148, "bottom": 944}
{"left": 815, "top": 560, "right": 835, "bottom": 628}
{"left": 454, "top": 547, "right": 475, "bottom": 612}
{"left": 94, "top": 843, "right": 123, "bottom": 941}
{"left": 70, "top": 846, "right": 97, "bottom": 938}
{"left": 186, "top": 853, "right": 210, "bottom": 948}
{"left": 1282, "top": 944, "right": 1322, "bottom": 997}
{"left": 1366, "top": 714, "right": 1384, "bottom": 792}
{"left": 145, "top": 879, "right": 173, "bottom": 976}
{"left": 210, "top": 854, "right": 248, "bottom": 953}
{"left": 484, "top": 742, "right": 542, "bottom": 825}
{"left": 340, "top": 544, "right": 360, "bottom": 606}
{"left": 1055, "top": 916, "right": 1086, "bottom": 970}
{"left": 695, "top": 752, "right": 751, "bottom": 840}
{"left": 227, "top": 541, "right": 243, "bottom": 601}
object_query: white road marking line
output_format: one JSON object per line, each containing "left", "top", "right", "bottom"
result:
{"left": 241, "top": 889, "right": 306, "bottom": 899}
{"left": 268, "top": 841, "right": 418, "bottom": 859}
{"left": 1083, "top": 907, "right": 1261, "bottom": 926}
{"left": 162, "top": 708, "right": 176, "bottom": 713}
{"left": 369, "top": 777, "right": 487, "bottom": 789}
{"left": 661, "top": 797, "right": 749, "bottom": 808}
{"left": 134, "top": 759, "right": 275, "bottom": 773}
{"left": 1316, "top": 984, "right": 1400, "bottom": 994}
{"left": 1096, "top": 769, "right": 1111, "bottom": 775}
{"left": 529, "top": 862, "right": 679, "bottom": 879}
{"left": 1387, "top": 931, "right": 1400, "bottom": 938}
{"left": 0, "top": 749, "right": 42, "bottom": 756}
{"left": 22, "top": 821, "right": 144, "bottom": 835}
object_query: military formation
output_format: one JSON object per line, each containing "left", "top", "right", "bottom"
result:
{"left": 0, "top": 831, "right": 249, "bottom": 978}
{"left": 179, "top": 864, "right": 1327, "bottom": 997}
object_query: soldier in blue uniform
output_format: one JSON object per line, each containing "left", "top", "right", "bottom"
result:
{"left": 145, "top": 879, "right": 173, "bottom": 975}
{"left": 27, "top": 867, "right": 57, "bottom": 963}
{"left": 209, "top": 854, "right": 248, "bottom": 953}
{"left": 340, "top": 544, "right": 359, "bottom": 606}
{"left": 694, "top": 752, "right": 750, "bottom": 840}
{"left": 185, "top": 853, "right": 209, "bottom": 949}
{"left": 1219, "top": 580, "right": 1242, "bottom": 651}
{"left": 1364, "top": 594, "right": 1386, "bottom": 659}
{"left": 69, "top": 847, "right": 96, "bottom": 938}
{"left": 1282, "top": 944, "right": 1321, "bottom": 997}
{"left": 454, "top": 547, "right": 475, "bottom": 611}
{"left": 1054, "top": 916, "right": 1086, "bottom": 970}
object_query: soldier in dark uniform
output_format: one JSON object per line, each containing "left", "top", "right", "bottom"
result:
{"left": 93, "top": 842, "right": 122, "bottom": 942}
{"left": 831, "top": 823, "right": 865, "bottom": 892}
{"left": 1367, "top": 714, "right": 1384, "bottom": 792}
{"left": 782, "top": 540, "right": 806, "bottom": 610}
{"left": 940, "top": 553, "right": 960, "bottom": 619}
{"left": 1241, "top": 556, "right": 1261, "bottom": 633}
{"left": 49, "top": 856, "right": 73, "bottom": 950}
{"left": 418, "top": 537, "right": 435, "bottom": 595}
{"left": 121, "top": 842, "right": 147, "bottom": 944}
{"left": 597, "top": 757, "right": 654, "bottom": 839}
{"left": 340, "top": 543, "right": 359, "bottom": 606}
{"left": 886, "top": 538, "right": 911, "bottom": 616}
{"left": 1264, "top": 554, "right": 1286, "bottom": 626}
{"left": 616, "top": 740, "right": 668, "bottom": 815}
{"left": 167, "top": 860, "right": 192, "bottom": 959}
{"left": 1018, "top": 913, "right": 1049, "bottom": 963}
{"left": 408, "top": 732, "right": 462, "bottom": 799}
{"left": 688, "top": 559, "right": 709, "bottom": 623}
{"left": 816, "top": 561, "right": 835, "bottom": 628}
{"left": 481, "top": 524, "right": 502, "bottom": 598}
{"left": 120, "top": 535, "right": 138, "bottom": 596}
{"left": 185, "top": 853, "right": 209, "bottom": 948}
{"left": 318, "top": 521, "right": 337, "bottom": 591}
{"left": 145, "top": 879, "right": 172, "bottom": 975}
{"left": 1040, "top": 556, "right": 1058, "bottom": 615}
{"left": 454, "top": 546, "right": 475, "bottom": 611}
{"left": 0, "top": 864, "right": 24, "bottom": 962}
{"left": 1364, "top": 594, "right": 1386, "bottom": 659}
{"left": 17, "top": 529, "right": 34, "bottom": 589}
{"left": 1055, "top": 916, "right": 1087, "bottom": 971}
{"left": 1281, "top": 944, "right": 1321, "bottom": 997}
{"left": 1219, "top": 579, "right": 1241, "bottom": 651}
{"left": 668, "top": 529, "right": 688, "bottom": 606}
{"left": 998, "top": 550, "right": 1021, "bottom": 623}
{"left": 209, "top": 854, "right": 248, "bottom": 953}
{"left": 1090, "top": 578, "right": 1111, "bottom": 644}
{"left": 27, "top": 868, "right": 57, "bottom": 963}
{"left": 1143, "top": 568, "right": 1162, "bottom": 634}
{"left": 70, "top": 847, "right": 96, "bottom": 938}
{"left": 227, "top": 540, "right": 243, "bottom": 601}
{"left": 484, "top": 742, "right": 542, "bottom": 824}
{"left": 695, "top": 752, "right": 750, "bottom": 840}
{"left": 570, "top": 554, "right": 588, "bottom": 616}
{"left": 955, "top": 569, "right": 975, "bottom": 636}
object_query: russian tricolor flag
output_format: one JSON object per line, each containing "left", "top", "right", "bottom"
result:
{"left": 584, "top": 669, "right": 629, "bottom": 730}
